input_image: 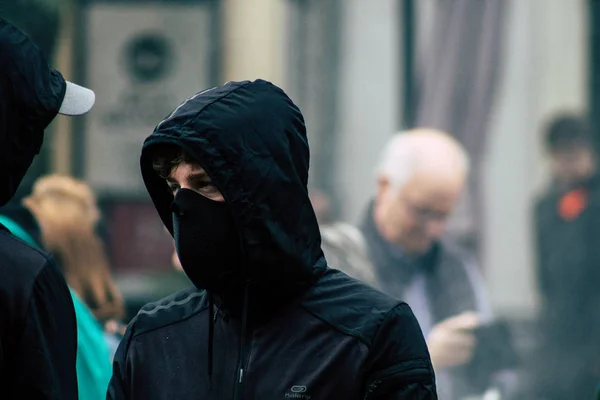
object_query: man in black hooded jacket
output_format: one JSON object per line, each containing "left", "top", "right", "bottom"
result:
{"left": 0, "top": 18, "right": 96, "bottom": 399}
{"left": 107, "top": 80, "right": 437, "bottom": 399}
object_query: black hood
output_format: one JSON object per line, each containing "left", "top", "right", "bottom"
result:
{"left": 0, "top": 18, "right": 66, "bottom": 206}
{"left": 141, "top": 80, "right": 325, "bottom": 306}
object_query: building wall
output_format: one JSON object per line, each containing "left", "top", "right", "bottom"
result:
{"left": 334, "top": 0, "right": 401, "bottom": 222}
{"left": 483, "top": 0, "right": 588, "bottom": 317}
{"left": 328, "top": 0, "right": 588, "bottom": 319}
{"left": 49, "top": 1, "right": 589, "bottom": 318}
{"left": 223, "top": 0, "right": 286, "bottom": 88}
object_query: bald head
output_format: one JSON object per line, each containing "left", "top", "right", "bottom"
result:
{"left": 377, "top": 128, "right": 469, "bottom": 190}
{"left": 373, "top": 129, "right": 469, "bottom": 254}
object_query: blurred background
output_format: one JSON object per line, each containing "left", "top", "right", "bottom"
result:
{"left": 2, "top": 0, "right": 599, "bottom": 398}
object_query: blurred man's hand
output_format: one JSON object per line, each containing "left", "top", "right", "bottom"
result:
{"left": 427, "top": 311, "right": 480, "bottom": 369}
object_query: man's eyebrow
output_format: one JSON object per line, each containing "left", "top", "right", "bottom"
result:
{"left": 187, "top": 170, "right": 210, "bottom": 180}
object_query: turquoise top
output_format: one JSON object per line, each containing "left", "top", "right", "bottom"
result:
{"left": 70, "top": 290, "right": 113, "bottom": 400}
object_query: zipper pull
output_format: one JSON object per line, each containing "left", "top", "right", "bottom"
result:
{"left": 238, "top": 368, "right": 244, "bottom": 383}
{"left": 363, "top": 380, "right": 381, "bottom": 400}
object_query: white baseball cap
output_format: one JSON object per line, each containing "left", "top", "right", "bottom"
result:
{"left": 58, "top": 81, "right": 96, "bottom": 116}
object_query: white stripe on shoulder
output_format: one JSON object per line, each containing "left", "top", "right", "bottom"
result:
{"left": 156, "top": 87, "right": 216, "bottom": 130}
{"left": 138, "top": 291, "right": 204, "bottom": 316}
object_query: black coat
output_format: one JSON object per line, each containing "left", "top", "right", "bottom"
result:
{"left": 0, "top": 226, "right": 78, "bottom": 399}
{"left": 107, "top": 80, "right": 437, "bottom": 399}
{"left": 533, "top": 176, "right": 600, "bottom": 398}
{"left": 0, "top": 19, "right": 78, "bottom": 400}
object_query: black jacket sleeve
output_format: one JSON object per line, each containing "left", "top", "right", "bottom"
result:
{"left": 363, "top": 303, "right": 437, "bottom": 399}
{"left": 13, "top": 258, "right": 79, "bottom": 399}
{"left": 107, "top": 319, "right": 134, "bottom": 399}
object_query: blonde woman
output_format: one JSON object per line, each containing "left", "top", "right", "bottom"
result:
{"left": 20, "top": 175, "right": 124, "bottom": 400}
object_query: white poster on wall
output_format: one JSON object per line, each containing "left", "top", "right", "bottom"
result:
{"left": 83, "top": 2, "right": 213, "bottom": 195}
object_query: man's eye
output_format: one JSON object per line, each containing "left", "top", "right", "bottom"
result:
{"left": 192, "top": 180, "right": 214, "bottom": 190}
{"left": 198, "top": 183, "right": 218, "bottom": 193}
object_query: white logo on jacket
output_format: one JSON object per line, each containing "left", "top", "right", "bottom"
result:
{"left": 285, "top": 385, "right": 311, "bottom": 399}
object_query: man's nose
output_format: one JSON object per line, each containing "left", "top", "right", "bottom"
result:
{"left": 425, "top": 219, "right": 446, "bottom": 239}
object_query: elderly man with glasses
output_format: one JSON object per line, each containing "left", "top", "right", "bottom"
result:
{"left": 321, "top": 129, "right": 518, "bottom": 399}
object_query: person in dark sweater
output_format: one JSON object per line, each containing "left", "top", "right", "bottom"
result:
{"left": 532, "top": 114, "right": 600, "bottom": 399}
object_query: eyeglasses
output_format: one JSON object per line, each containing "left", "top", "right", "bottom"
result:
{"left": 403, "top": 198, "right": 450, "bottom": 223}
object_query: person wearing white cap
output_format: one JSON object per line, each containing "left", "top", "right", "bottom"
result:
{"left": 0, "top": 18, "right": 95, "bottom": 400}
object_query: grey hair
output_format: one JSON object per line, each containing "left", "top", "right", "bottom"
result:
{"left": 375, "top": 130, "right": 470, "bottom": 190}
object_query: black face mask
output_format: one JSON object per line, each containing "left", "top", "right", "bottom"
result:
{"left": 171, "top": 189, "right": 243, "bottom": 293}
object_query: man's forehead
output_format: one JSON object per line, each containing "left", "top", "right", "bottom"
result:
{"left": 409, "top": 166, "right": 464, "bottom": 187}
{"left": 168, "top": 161, "right": 207, "bottom": 180}
{"left": 187, "top": 162, "right": 206, "bottom": 173}
{"left": 403, "top": 172, "right": 463, "bottom": 204}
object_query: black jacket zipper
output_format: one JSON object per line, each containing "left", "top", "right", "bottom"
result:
{"left": 233, "top": 279, "right": 252, "bottom": 400}
{"left": 233, "top": 334, "right": 252, "bottom": 400}
{"left": 364, "top": 379, "right": 382, "bottom": 400}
